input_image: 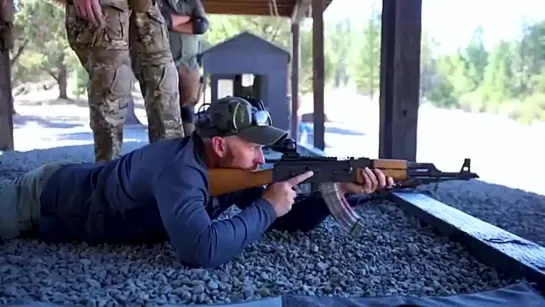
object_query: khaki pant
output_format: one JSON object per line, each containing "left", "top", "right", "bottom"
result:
{"left": 65, "top": 0, "right": 184, "bottom": 162}
{"left": 0, "top": 163, "right": 67, "bottom": 241}
{"left": 178, "top": 63, "right": 203, "bottom": 113}
{"left": 168, "top": 31, "right": 203, "bottom": 125}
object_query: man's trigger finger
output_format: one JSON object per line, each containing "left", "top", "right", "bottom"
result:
{"left": 288, "top": 171, "right": 314, "bottom": 186}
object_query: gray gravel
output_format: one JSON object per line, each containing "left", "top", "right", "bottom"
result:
{"left": 1, "top": 144, "right": 517, "bottom": 306}
{"left": 416, "top": 180, "right": 545, "bottom": 247}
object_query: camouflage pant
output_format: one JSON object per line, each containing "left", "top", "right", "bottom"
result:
{"left": 65, "top": 0, "right": 184, "bottom": 162}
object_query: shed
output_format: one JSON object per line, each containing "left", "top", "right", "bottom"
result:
{"left": 200, "top": 31, "right": 291, "bottom": 131}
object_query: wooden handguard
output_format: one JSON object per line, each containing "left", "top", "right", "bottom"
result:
{"left": 355, "top": 159, "right": 409, "bottom": 184}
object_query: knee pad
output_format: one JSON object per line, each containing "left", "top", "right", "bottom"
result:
{"left": 180, "top": 105, "right": 195, "bottom": 123}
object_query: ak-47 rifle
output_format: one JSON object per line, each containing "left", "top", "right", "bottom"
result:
{"left": 208, "top": 138, "right": 478, "bottom": 196}
{"left": 207, "top": 138, "right": 479, "bottom": 237}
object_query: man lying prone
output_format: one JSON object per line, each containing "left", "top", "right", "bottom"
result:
{"left": 0, "top": 96, "right": 393, "bottom": 268}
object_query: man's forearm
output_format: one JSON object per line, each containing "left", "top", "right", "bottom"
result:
{"left": 169, "top": 14, "right": 192, "bottom": 33}
{"left": 173, "top": 21, "right": 194, "bottom": 34}
{"left": 173, "top": 198, "right": 277, "bottom": 269}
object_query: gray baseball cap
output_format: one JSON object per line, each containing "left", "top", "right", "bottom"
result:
{"left": 195, "top": 96, "right": 288, "bottom": 146}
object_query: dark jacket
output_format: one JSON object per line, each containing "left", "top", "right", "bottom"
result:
{"left": 38, "top": 133, "right": 277, "bottom": 268}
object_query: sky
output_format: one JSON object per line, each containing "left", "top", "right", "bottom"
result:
{"left": 320, "top": 0, "right": 545, "bottom": 54}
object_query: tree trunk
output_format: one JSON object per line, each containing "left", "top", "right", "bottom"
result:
{"left": 125, "top": 95, "right": 143, "bottom": 125}
{"left": 57, "top": 54, "right": 68, "bottom": 99}
{"left": 11, "top": 95, "right": 16, "bottom": 115}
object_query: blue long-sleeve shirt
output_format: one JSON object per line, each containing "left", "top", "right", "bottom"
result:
{"left": 38, "top": 133, "right": 277, "bottom": 268}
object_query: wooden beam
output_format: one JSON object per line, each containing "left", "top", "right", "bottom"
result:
{"left": 0, "top": 0, "right": 14, "bottom": 151}
{"left": 0, "top": 51, "right": 14, "bottom": 151}
{"left": 290, "top": 23, "right": 300, "bottom": 141}
{"left": 392, "top": 192, "right": 545, "bottom": 289}
{"left": 378, "top": 0, "right": 422, "bottom": 160}
{"left": 203, "top": 6, "right": 293, "bottom": 17}
{"left": 312, "top": 0, "right": 325, "bottom": 150}
{"left": 200, "top": 0, "right": 333, "bottom": 18}
{"left": 290, "top": 0, "right": 312, "bottom": 25}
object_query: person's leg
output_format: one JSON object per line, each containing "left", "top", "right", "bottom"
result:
{"left": 129, "top": 4, "right": 184, "bottom": 143}
{"left": 0, "top": 163, "right": 68, "bottom": 241}
{"left": 65, "top": 0, "right": 132, "bottom": 162}
{"left": 178, "top": 63, "right": 203, "bottom": 135}
{"left": 167, "top": 30, "right": 203, "bottom": 136}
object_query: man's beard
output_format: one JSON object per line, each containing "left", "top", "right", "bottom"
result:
{"left": 219, "top": 148, "right": 259, "bottom": 171}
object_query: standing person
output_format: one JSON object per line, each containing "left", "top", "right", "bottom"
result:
{"left": 64, "top": 0, "right": 184, "bottom": 162}
{"left": 159, "top": 0, "right": 208, "bottom": 135}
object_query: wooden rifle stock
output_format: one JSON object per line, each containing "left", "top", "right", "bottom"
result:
{"left": 208, "top": 169, "right": 273, "bottom": 196}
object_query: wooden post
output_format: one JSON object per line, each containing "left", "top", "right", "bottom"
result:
{"left": 378, "top": 0, "right": 422, "bottom": 160}
{"left": 0, "top": 0, "right": 15, "bottom": 151}
{"left": 312, "top": 0, "right": 325, "bottom": 150}
{"left": 290, "top": 22, "right": 300, "bottom": 141}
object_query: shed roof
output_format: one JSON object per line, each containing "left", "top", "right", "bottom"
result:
{"left": 201, "top": 0, "right": 333, "bottom": 17}
{"left": 201, "top": 31, "right": 290, "bottom": 57}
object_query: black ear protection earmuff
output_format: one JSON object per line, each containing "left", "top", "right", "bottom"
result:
{"left": 242, "top": 96, "right": 266, "bottom": 111}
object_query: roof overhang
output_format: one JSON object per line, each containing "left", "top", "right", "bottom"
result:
{"left": 201, "top": 0, "right": 333, "bottom": 24}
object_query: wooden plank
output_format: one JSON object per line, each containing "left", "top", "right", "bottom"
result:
{"left": 311, "top": 0, "right": 325, "bottom": 150}
{"left": 378, "top": 0, "right": 421, "bottom": 160}
{"left": 203, "top": 6, "right": 292, "bottom": 16}
{"left": 201, "top": 0, "right": 333, "bottom": 17}
{"left": 290, "top": 23, "right": 300, "bottom": 141}
{"left": 392, "top": 192, "right": 545, "bottom": 288}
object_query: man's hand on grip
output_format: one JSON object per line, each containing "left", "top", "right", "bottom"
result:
{"left": 262, "top": 171, "right": 314, "bottom": 217}
{"left": 341, "top": 167, "right": 394, "bottom": 195}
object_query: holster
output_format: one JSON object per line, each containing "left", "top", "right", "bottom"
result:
{"left": 129, "top": 0, "right": 155, "bottom": 12}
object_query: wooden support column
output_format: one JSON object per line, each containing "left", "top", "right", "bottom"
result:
{"left": 290, "top": 0, "right": 311, "bottom": 142}
{"left": 312, "top": 0, "right": 325, "bottom": 150}
{"left": 0, "top": 0, "right": 15, "bottom": 151}
{"left": 290, "top": 22, "right": 300, "bottom": 141}
{"left": 378, "top": 0, "right": 422, "bottom": 160}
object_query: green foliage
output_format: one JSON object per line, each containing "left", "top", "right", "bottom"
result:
{"left": 11, "top": 0, "right": 79, "bottom": 98}
{"left": 424, "top": 20, "right": 545, "bottom": 124}
{"left": 71, "top": 64, "right": 88, "bottom": 98}
{"left": 348, "top": 11, "right": 380, "bottom": 99}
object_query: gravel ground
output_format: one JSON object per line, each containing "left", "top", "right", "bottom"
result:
{"left": 416, "top": 180, "right": 545, "bottom": 247}
{"left": 0, "top": 144, "right": 518, "bottom": 306}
